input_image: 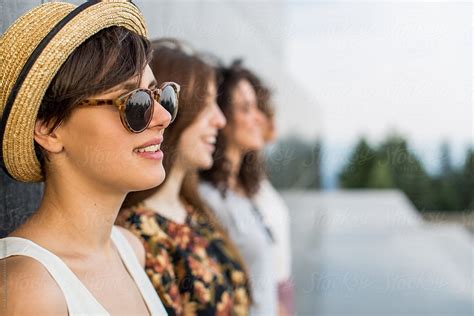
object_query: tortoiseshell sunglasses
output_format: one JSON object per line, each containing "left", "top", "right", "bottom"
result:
{"left": 76, "top": 82, "right": 180, "bottom": 133}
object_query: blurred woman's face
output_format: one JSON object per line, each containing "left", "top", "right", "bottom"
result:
{"left": 259, "top": 111, "right": 277, "bottom": 144}
{"left": 177, "top": 81, "right": 226, "bottom": 170}
{"left": 224, "top": 79, "right": 265, "bottom": 153}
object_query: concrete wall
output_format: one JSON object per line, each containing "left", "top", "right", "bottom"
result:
{"left": 0, "top": 0, "right": 44, "bottom": 237}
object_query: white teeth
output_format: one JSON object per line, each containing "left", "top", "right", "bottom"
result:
{"left": 205, "top": 136, "right": 216, "bottom": 145}
{"left": 135, "top": 144, "right": 160, "bottom": 153}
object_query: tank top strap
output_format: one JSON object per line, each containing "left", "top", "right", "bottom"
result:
{"left": 110, "top": 226, "right": 168, "bottom": 316}
{"left": 0, "top": 236, "right": 108, "bottom": 315}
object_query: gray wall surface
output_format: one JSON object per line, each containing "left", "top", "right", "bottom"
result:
{"left": 0, "top": 0, "right": 44, "bottom": 237}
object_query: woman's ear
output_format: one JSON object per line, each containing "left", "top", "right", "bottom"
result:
{"left": 34, "top": 120, "right": 64, "bottom": 154}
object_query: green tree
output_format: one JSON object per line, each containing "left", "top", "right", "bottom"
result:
{"left": 339, "top": 138, "right": 377, "bottom": 188}
{"left": 440, "top": 142, "right": 453, "bottom": 175}
{"left": 431, "top": 142, "right": 464, "bottom": 211}
{"left": 338, "top": 135, "right": 445, "bottom": 211}
{"left": 366, "top": 159, "right": 394, "bottom": 188}
{"left": 460, "top": 147, "right": 474, "bottom": 210}
{"left": 377, "top": 135, "right": 435, "bottom": 210}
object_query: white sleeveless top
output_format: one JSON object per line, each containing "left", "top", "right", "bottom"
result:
{"left": 0, "top": 226, "right": 167, "bottom": 316}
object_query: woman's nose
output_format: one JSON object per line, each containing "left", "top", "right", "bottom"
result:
{"left": 148, "top": 99, "right": 171, "bottom": 130}
{"left": 254, "top": 108, "right": 265, "bottom": 125}
{"left": 213, "top": 104, "right": 227, "bottom": 128}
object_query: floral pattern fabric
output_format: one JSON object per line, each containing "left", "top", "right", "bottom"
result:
{"left": 117, "top": 203, "right": 250, "bottom": 316}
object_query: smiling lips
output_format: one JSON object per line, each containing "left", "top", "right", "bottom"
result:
{"left": 204, "top": 135, "right": 216, "bottom": 145}
{"left": 133, "top": 137, "right": 163, "bottom": 160}
{"left": 203, "top": 135, "right": 217, "bottom": 152}
{"left": 134, "top": 144, "right": 160, "bottom": 153}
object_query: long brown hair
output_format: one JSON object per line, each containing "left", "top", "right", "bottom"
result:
{"left": 122, "top": 39, "right": 252, "bottom": 298}
{"left": 200, "top": 60, "right": 266, "bottom": 197}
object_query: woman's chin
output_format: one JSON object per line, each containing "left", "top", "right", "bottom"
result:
{"left": 136, "top": 168, "right": 166, "bottom": 191}
{"left": 199, "top": 158, "right": 214, "bottom": 170}
{"left": 188, "top": 152, "right": 214, "bottom": 171}
{"left": 244, "top": 143, "right": 264, "bottom": 152}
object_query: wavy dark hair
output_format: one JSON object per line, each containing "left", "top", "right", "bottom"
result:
{"left": 199, "top": 60, "right": 267, "bottom": 197}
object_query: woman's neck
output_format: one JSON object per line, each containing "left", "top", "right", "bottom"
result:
{"left": 12, "top": 173, "right": 125, "bottom": 256}
{"left": 143, "top": 162, "right": 188, "bottom": 224}
{"left": 226, "top": 145, "right": 243, "bottom": 192}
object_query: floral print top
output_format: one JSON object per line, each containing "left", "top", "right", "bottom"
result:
{"left": 117, "top": 203, "right": 250, "bottom": 316}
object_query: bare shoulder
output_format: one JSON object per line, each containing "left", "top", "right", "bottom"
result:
{"left": 115, "top": 226, "right": 146, "bottom": 267}
{"left": 1, "top": 256, "right": 67, "bottom": 315}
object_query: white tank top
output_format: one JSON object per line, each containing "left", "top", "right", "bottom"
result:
{"left": 0, "top": 225, "right": 167, "bottom": 316}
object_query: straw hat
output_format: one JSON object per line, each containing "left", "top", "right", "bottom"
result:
{"left": 0, "top": 0, "right": 148, "bottom": 183}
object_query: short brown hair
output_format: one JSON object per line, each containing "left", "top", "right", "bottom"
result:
{"left": 36, "top": 26, "right": 151, "bottom": 175}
